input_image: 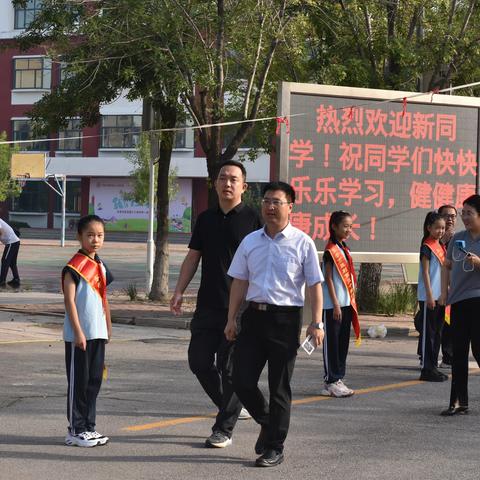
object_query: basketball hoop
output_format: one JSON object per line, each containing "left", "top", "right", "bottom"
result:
{"left": 16, "top": 173, "right": 30, "bottom": 188}
{"left": 17, "top": 172, "right": 30, "bottom": 188}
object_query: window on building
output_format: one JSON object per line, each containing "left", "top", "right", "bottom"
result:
{"left": 101, "top": 115, "right": 141, "bottom": 149}
{"left": 13, "top": 57, "right": 51, "bottom": 89}
{"left": 222, "top": 125, "right": 259, "bottom": 149}
{"left": 11, "top": 181, "right": 49, "bottom": 213}
{"left": 14, "top": 0, "right": 43, "bottom": 29}
{"left": 58, "top": 119, "right": 82, "bottom": 151}
{"left": 54, "top": 180, "right": 81, "bottom": 213}
{"left": 174, "top": 128, "right": 186, "bottom": 148}
{"left": 12, "top": 119, "right": 49, "bottom": 151}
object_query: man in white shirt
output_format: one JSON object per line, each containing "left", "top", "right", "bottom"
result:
{"left": 0, "top": 218, "right": 20, "bottom": 288}
{"left": 225, "top": 181, "right": 324, "bottom": 467}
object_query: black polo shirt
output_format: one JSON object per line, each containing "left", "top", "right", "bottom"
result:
{"left": 189, "top": 202, "right": 262, "bottom": 309}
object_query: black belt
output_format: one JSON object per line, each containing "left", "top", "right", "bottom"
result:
{"left": 249, "top": 301, "right": 301, "bottom": 312}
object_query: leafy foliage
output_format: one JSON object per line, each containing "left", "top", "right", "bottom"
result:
{"left": 123, "top": 133, "right": 179, "bottom": 205}
{"left": 0, "top": 132, "right": 22, "bottom": 202}
{"left": 306, "top": 1, "right": 480, "bottom": 94}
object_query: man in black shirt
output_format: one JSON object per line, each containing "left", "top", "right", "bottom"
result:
{"left": 170, "top": 160, "right": 262, "bottom": 448}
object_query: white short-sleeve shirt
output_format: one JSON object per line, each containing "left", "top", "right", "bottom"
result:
{"left": 0, "top": 219, "right": 19, "bottom": 245}
{"left": 228, "top": 223, "right": 324, "bottom": 306}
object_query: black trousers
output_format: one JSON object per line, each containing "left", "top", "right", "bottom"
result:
{"left": 448, "top": 298, "right": 480, "bottom": 407}
{"left": 188, "top": 308, "right": 242, "bottom": 437}
{"left": 0, "top": 241, "right": 20, "bottom": 283}
{"left": 416, "top": 302, "right": 444, "bottom": 371}
{"left": 233, "top": 306, "right": 302, "bottom": 453}
{"left": 322, "top": 306, "right": 352, "bottom": 383}
{"left": 441, "top": 321, "right": 453, "bottom": 364}
{"left": 65, "top": 339, "right": 105, "bottom": 434}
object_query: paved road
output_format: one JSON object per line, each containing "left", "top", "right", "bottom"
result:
{"left": 1, "top": 316, "right": 479, "bottom": 480}
{"left": 15, "top": 239, "right": 200, "bottom": 295}
{"left": 14, "top": 238, "right": 403, "bottom": 296}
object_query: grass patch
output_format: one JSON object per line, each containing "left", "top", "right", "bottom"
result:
{"left": 124, "top": 283, "right": 139, "bottom": 301}
{"left": 376, "top": 283, "right": 417, "bottom": 316}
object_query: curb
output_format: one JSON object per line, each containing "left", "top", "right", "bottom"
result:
{"left": 0, "top": 306, "right": 417, "bottom": 337}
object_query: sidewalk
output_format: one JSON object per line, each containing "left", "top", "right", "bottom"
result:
{"left": 0, "top": 290, "right": 417, "bottom": 343}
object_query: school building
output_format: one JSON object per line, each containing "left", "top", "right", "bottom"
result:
{"left": 0, "top": 0, "right": 271, "bottom": 233}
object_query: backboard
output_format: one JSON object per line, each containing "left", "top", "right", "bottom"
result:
{"left": 11, "top": 153, "right": 46, "bottom": 180}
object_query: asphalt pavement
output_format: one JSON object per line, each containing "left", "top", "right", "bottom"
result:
{"left": 1, "top": 317, "right": 480, "bottom": 480}
{"left": 3, "top": 238, "right": 480, "bottom": 479}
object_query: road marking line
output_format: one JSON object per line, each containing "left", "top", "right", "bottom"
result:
{"left": 126, "top": 373, "right": 480, "bottom": 432}
{"left": 124, "top": 414, "right": 216, "bottom": 432}
{"left": 293, "top": 379, "right": 423, "bottom": 405}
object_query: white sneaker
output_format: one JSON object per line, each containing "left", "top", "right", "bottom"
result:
{"left": 205, "top": 431, "right": 232, "bottom": 448}
{"left": 337, "top": 379, "right": 355, "bottom": 396}
{"left": 321, "top": 380, "right": 354, "bottom": 398}
{"left": 65, "top": 431, "right": 100, "bottom": 447}
{"left": 88, "top": 430, "right": 109, "bottom": 445}
{"left": 238, "top": 407, "right": 252, "bottom": 420}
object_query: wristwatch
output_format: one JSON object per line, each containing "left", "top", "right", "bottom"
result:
{"left": 311, "top": 322, "right": 324, "bottom": 330}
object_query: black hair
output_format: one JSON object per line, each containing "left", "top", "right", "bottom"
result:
{"left": 77, "top": 215, "right": 105, "bottom": 234}
{"left": 463, "top": 194, "right": 480, "bottom": 215}
{"left": 421, "top": 211, "right": 445, "bottom": 245}
{"left": 216, "top": 160, "right": 247, "bottom": 180}
{"left": 261, "top": 181, "right": 296, "bottom": 203}
{"left": 438, "top": 204, "right": 457, "bottom": 215}
{"left": 328, "top": 210, "right": 352, "bottom": 243}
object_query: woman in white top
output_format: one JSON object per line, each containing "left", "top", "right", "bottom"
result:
{"left": 0, "top": 218, "right": 20, "bottom": 288}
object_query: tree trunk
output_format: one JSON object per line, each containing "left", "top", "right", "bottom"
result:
{"left": 206, "top": 152, "right": 220, "bottom": 208}
{"left": 149, "top": 103, "right": 177, "bottom": 301}
{"left": 357, "top": 263, "right": 382, "bottom": 312}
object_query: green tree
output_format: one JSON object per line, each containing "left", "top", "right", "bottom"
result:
{"left": 305, "top": 1, "right": 480, "bottom": 310}
{"left": 15, "top": 0, "right": 186, "bottom": 300}
{"left": 15, "top": 0, "right": 308, "bottom": 299}
{"left": 0, "top": 132, "right": 22, "bottom": 202}
{"left": 123, "top": 133, "right": 179, "bottom": 206}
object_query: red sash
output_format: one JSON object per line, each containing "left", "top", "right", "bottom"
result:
{"left": 422, "top": 238, "right": 450, "bottom": 324}
{"left": 63, "top": 252, "right": 107, "bottom": 310}
{"left": 423, "top": 237, "right": 446, "bottom": 265}
{"left": 325, "top": 242, "right": 361, "bottom": 344}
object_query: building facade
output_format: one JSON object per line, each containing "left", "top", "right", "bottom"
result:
{"left": 0, "top": 0, "right": 271, "bottom": 232}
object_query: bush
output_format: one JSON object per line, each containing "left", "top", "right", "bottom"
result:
{"left": 376, "top": 283, "right": 417, "bottom": 316}
{"left": 124, "top": 283, "right": 138, "bottom": 301}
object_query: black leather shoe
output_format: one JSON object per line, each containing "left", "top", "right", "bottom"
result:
{"left": 440, "top": 405, "right": 469, "bottom": 416}
{"left": 254, "top": 426, "right": 268, "bottom": 455}
{"left": 420, "top": 369, "right": 448, "bottom": 382}
{"left": 255, "top": 448, "right": 284, "bottom": 467}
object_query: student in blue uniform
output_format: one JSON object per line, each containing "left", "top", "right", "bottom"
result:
{"left": 63, "top": 215, "right": 113, "bottom": 447}
{"left": 416, "top": 211, "right": 448, "bottom": 382}
{"left": 321, "top": 211, "right": 360, "bottom": 398}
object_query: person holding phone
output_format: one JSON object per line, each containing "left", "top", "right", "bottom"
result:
{"left": 439, "top": 195, "right": 480, "bottom": 416}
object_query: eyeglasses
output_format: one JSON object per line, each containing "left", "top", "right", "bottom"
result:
{"left": 261, "top": 198, "right": 291, "bottom": 207}
{"left": 441, "top": 214, "right": 457, "bottom": 219}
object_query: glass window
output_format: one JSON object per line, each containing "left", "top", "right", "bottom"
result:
{"left": 58, "top": 119, "right": 82, "bottom": 151}
{"left": 101, "top": 115, "right": 141, "bottom": 149}
{"left": 174, "top": 128, "right": 186, "bottom": 148}
{"left": 222, "top": 125, "right": 259, "bottom": 149}
{"left": 12, "top": 119, "right": 49, "bottom": 151}
{"left": 54, "top": 180, "right": 81, "bottom": 213}
{"left": 11, "top": 181, "right": 49, "bottom": 213}
{"left": 13, "top": 57, "right": 51, "bottom": 89}
{"left": 14, "top": 0, "right": 43, "bottom": 29}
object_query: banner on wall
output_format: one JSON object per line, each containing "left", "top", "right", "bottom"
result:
{"left": 89, "top": 178, "right": 192, "bottom": 232}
